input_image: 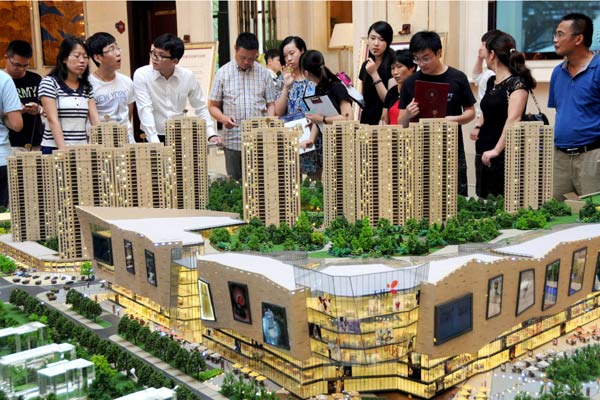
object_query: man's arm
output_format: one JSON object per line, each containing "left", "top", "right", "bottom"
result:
{"left": 127, "top": 103, "right": 136, "bottom": 143}
{"left": 445, "top": 105, "right": 475, "bottom": 125}
{"left": 2, "top": 78, "right": 23, "bottom": 132}
{"left": 133, "top": 69, "right": 160, "bottom": 143}
{"left": 266, "top": 102, "right": 275, "bottom": 116}
{"left": 3, "top": 110, "right": 22, "bottom": 132}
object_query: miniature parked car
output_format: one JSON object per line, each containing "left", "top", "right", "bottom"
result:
{"left": 35, "top": 280, "right": 42, "bottom": 285}
{"left": 22, "top": 279, "right": 30, "bottom": 284}
{"left": 12, "top": 278, "right": 20, "bottom": 283}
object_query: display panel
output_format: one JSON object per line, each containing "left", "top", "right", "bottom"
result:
{"left": 338, "top": 316, "right": 361, "bottom": 333}
{"left": 228, "top": 282, "right": 251, "bottom": 324}
{"left": 486, "top": 275, "right": 503, "bottom": 319}
{"left": 198, "top": 280, "right": 216, "bottom": 321}
{"left": 569, "top": 247, "right": 587, "bottom": 295}
{"left": 434, "top": 293, "right": 473, "bottom": 345}
{"left": 594, "top": 252, "right": 600, "bottom": 292}
{"left": 145, "top": 250, "right": 157, "bottom": 286}
{"left": 543, "top": 260, "right": 560, "bottom": 310}
{"left": 262, "top": 302, "right": 290, "bottom": 350}
{"left": 92, "top": 232, "right": 113, "bottom": 266}
{"left": 308, "top": 323, "right": 322, "bottom": 340}
{"left": 516, "top": 269, "right": 535, "bottom": 315}
{"left": 123, "top": 239, "right": 134, "bottom": 274}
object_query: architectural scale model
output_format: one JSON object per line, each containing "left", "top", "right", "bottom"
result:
{"left": 165, "top": 115, "right": 209, "bottom": 210}
{"left": 8, "top": 144, "right": 177, "bottom": 259}
{"left": 89, "top": 119, "right": 129, "bottom": 148}
{"left": 323, "top": 119, "right": 458, "bottom": 227}
{"left": 242, "top": 124, "right": 301, "bottom": 226}
{"left": 76, "top": 205, "right": 600, "bottom": 399}
{"left": 504, "top": 121, "right": 554, "bottom": 213}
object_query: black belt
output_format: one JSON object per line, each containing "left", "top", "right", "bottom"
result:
{"left": 557, "top": 139, "right": 600, "bottom": 155}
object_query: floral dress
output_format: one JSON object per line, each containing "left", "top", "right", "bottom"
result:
{"left": 276, "top": 77, "right": 319, "bottom": 174}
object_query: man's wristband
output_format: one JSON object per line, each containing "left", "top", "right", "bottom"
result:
{"left": 475, "top": 125, "right": 482, "bottom": 129}
{"left": 373, "top": 79, "right": 383, "bottom": 86}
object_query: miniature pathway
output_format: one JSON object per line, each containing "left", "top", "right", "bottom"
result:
{"left": 110, "top": 334, "right": 228, "bottom": 400}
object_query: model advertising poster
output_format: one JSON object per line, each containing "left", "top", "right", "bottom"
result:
{"left": 516, "top": 269, "right": 535, "bottom": 315}
{"left": 124, "top": 239, "right": 135, "bottom": 274}
{"left": 145, "top": 250, "right": 157, "bottom": 287}
{"left": 594, "top": 252, "right": 600, "bottom": 291}
{"left": 198, "top": 280, "right": 216, "bottom": 321}
{"left": 229, "top": 282, "right": 251, "bottom": 324}
{"left": 486, "top": 275, "right": 503, "bottom": 319}
{"left": 308, "top": 323, "right": 322, "bottom": 340}
{"left": 570, "top": 247, "right": 587, "bottom": 295}
{"left": 262, "top": 302, "right": 290, "bottom": 350}
{"left": 338, "top": 316, "right": 361, "bottom": 334}
{"left": 543, "top": 260, "right": 560, "bottom": 310}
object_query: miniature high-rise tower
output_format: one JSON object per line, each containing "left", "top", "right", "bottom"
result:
{"left": 89, "top": 118, "right": 129, "bottom": 148}
{"left": 242, "top": 126, "right": 301, "bottom": 226}
{"left": 504, "top": 122, "right": 553, "bottom": 213}
{"left": 165, "top": 115, "right": 208, "bottom": 209}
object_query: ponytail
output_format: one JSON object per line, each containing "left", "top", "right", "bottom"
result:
{"left": 301, "top": 50, "right": 340, "bottom": 92}
{"left": 507, "top": 49, "right": 536, "bottom": 90}
{"left": 487, "top": 32, "right": 536, "bottom": 90}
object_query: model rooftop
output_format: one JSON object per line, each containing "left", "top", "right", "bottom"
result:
{"left": 76, "top": 206, "right": 242, "bottom": 246}
{"left": 495, "top": 224, "right": 600, "bottom": 259}
{"left": 425, "top": 254, "right": 503, "bottom": 283}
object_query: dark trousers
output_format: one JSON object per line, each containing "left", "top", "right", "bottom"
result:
{"left": 224, "top": 148, "right": 242, "bottom": 181}
{"left": 0, "top": 166, "right": 8, "bottom": 208}
{"left": 41, "top": 146, "right": 57, "bottom": 155}
{"left": 475, "top": 153, "right": 505, "bottom": 199}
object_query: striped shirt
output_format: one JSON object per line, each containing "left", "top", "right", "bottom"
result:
{"left": 209, "top": 61, "right": 276, "bottom": 151}
{"left": 39, "top": 76, "right": 94, "bottom": 147}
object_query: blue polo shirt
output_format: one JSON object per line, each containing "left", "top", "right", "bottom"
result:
{"left": 0, "top": 70, "right": 23, "bottom": 166}
{"left": 549, "top": 54, "right": 600, "bottom": 148}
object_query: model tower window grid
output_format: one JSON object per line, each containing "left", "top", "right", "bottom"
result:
{"left": 504, "top": 122, "right": 554, "bottom": 213}
{"left": 418, "top": 119, "right": 458, "bottom": 224}
{"left": 242, "top": 126, "right": 301, "bottom": 226}
{"left": 8, "top": 153, "right": 56, "bottom": 242}
{"left": 89, "top": 120, "right": 129, "bottom": 148}
{"left": 322, "top": 121, "right": 360, "bottom": 227}
{"left": 165, "top": 116, "right": 208, "bottom": 210}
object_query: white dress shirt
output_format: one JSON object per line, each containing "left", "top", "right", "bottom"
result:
{"left": 133, "top": 64, "right": 216, "bottom": 143}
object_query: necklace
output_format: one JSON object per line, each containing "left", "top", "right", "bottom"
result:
{"left": 94, "top": 70, "right": 115, "bottom": 82}
{"left": 494, "top": 73, "right": 511, "bottom": 85}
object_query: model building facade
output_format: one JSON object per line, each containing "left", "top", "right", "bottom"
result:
{"left": 76, "top": 208, "right": 600, "bottom": 399}
{"left": 240, "top": 118, "right": 302, "bottom": 226}
{"left": 504, "top": 122, "right": 554, "bottom": 213}
{"left": 165, "top": 116, "right": 209, "bottom": 210}
{"left": 89, "top": 120, "right": 129, "bottom": 148}
{"left": 323, "top": 119, "right": 457, "bottom": 226}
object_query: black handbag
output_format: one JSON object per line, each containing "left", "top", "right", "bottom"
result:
{"left": 521, "top": 89, "right": 549, "bottom": 125}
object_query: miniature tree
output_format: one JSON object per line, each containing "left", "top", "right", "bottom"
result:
{"left": 80, "top": 261, "right": 93, "bottom": 280}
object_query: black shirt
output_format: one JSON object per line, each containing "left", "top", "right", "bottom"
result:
{"left": 317, "top": 81, "right": 351, "bottom": 115}
{"left": 8, "top": 71, "right": 43, "bottom": 147}
{"left": 359, "top": 53, "right": 393, "bottom": 125}
{"left": 399, "top": 66, "right": 476, "bottom": 154}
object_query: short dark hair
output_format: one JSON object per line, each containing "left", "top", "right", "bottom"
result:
{"left": 153, "top": 33, "right": 185, "bottom": 60}
{"left": 562, "top": 13, "right": 594, "bottom": 48}
{"left": 48, "top": 36, "right": 91, "bottom": 90}
{"left": 86, "top": 32, "right": 116, "bottom": 67}
{"left": 6, "top": 40, "right": 33, "bottom": 59}
{"left": 481, "top": 29, "right": 502, "bottom": 43}
{"left": 409, "top": 31, "right": 443, "bottom": 54}
{"left": 265, "top": 48, "right": 280, "bottom": 62}
{"left": 392, "top": 49, "right": 416, "bottom": 71}
{"left": 235, "top": 32, "right": 259, "bottom": 51}
{"left": 279, "top": 36, "right": 307, "bottom": 67}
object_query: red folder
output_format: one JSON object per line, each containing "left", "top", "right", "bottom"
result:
{"left": 412, "top": 80, "right": 450, "bottom": 121}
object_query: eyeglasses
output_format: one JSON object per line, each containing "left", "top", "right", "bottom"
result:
{"left": 413, "top": 55, "right": 434, "bottom": 65}
{"left": 149, "top": 49, "right": 174, "bottom": 61}
{"left": 553, "top": 31, "right": 580, "bottom": 39}
{"left": 7, "top": 58, "right": 29, "bottom": 69}
{"left": 69, "top": 53, "right": 89, "bottom": 60}
{"left": 103, "top": 45, "right": 121, "bottom": 54}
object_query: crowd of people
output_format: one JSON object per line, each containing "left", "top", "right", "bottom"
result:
{"left": 0, "top": 12, "right": 598, "bottom": 209}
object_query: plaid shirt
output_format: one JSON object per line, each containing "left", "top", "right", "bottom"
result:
{"left": 209, "top": 61, "right": 276, "bottom": 151}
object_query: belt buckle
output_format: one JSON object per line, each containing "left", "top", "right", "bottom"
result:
{"left": 565, "top": 147, "right": 580, "bottom": 156}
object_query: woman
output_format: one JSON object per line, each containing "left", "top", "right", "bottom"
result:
{"left": 39, "top": 36, "right": 99, "bottom": 154}
{"left": 301, "top": 50, "right": 353, "bottom": 179}
{"left": 469, "top": 32, "right": 533, "bottom": 198}
{"left": 359, "top": 21, "right": 395, "bottom": 125}
{"left": 382, "top": 50, "right": 416, "bottom": 124}
{"left": 275, "top": 36, "right": 318, "bottom": 176}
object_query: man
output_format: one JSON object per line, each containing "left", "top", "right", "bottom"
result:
{"left": 87, "top": 32, "right": 135, "bottom": 143}
{"left": 133, "top": 33, "right": 217, "bottom": 144}
{"left": 472, "top": 30, "right": 501, "bottom": 113}
{"left": 549, "top": 13, "right": 600, "bottom": 199}
{"left": 209, "top": 32, "right": 276, "bottom": 180}
{"left": 4, "top": 40, "right": 43, "bottom": 151}
{"left": 398, "top": 31, "right": 476, "bottom": 197}
{"left": 0, "top": 69, "right": 23, "bottom": 207}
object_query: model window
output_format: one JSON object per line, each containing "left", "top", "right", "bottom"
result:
{"left": 486, "top": 275, "right": 503, "bottom": 319}
{"left": 124, "top": 240, "right": 134, "bottom": 274}
{"left": 569, "top": 247, "right": 587, "bottom": 295}
{"left": 543, "top": 260, "right": 560, "bottom": 310}
{"left": 516, "top": 269, "right": 535, "bottom": 316}
{"left": 145, "top": 250, "right": 157, "bottom": 287}
{"left": 434, "top": 293, "right": 473, "bottom": 345}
